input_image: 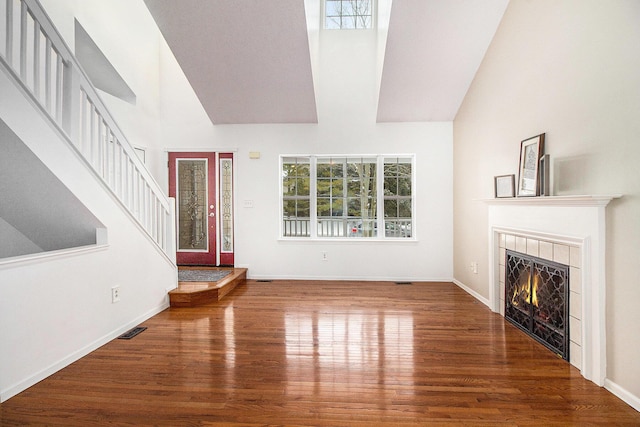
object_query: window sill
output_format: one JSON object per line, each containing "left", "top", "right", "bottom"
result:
{"left": 278, "top": 237, "right": 418, "bottom": 244}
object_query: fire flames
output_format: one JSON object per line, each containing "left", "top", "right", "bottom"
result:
{"left": 511, "top": 272, "right": 539, "bottom": 308}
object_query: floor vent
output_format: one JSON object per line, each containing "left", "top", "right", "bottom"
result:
{"left": 395, "top": 281, "right": 413, "bottom": 285}
{"left": 256, "top": 280, "right": 272, "bottom": 283}
{"left": 118, "top": 326, "right": 147, "bottom": 340}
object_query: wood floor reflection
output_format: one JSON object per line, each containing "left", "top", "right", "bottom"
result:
{"left": 2, "top": 280, "right": 639, "bottom": 426}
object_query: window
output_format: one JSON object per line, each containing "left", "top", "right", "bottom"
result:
{"left": 325, "top": 0, "right": 373, "bottom": 29}
{"left": 281, "top": 155, "right": 414, "bottom": 239}
{"left": 383, "top": 158, "right": 412, "bottom": 238}
{"left": 317, "top": 157, "right": 377, "bottom": 237}
{"left": 282, "top": 157, "right": 311, "bottom": 237}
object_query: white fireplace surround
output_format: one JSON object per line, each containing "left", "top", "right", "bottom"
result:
{"left": 484, "top": 195, "right": 620, "bottom": 387}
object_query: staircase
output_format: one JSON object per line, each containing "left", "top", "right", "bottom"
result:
{"left": 0, "top": 0, "right": 175, "bottom": 261}
{"left": 0, "top": 0, "right": 178, "bottom": 402}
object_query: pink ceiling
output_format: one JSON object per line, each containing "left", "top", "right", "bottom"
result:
{"left": 144, "top": 0, "right": 508, "bottom": 125}
{"left": 377, "top": 0, "right": 509, "bottom": 122}
{"left": 144, "top": 0, "right": 318, "bottom": 124}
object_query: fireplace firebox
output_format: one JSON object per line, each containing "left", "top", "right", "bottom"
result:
{"left": 505, "top": 250, "right": 569, "bottom": 360}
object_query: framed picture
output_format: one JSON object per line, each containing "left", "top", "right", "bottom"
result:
{"left": 517, "top": 133, "right": 545, "bottom": 197}
{"left": 539, "top": 154, "right": 550, "bottom": 196}
{"left": 494, "top": 174, "right": 515, "bottom": 198}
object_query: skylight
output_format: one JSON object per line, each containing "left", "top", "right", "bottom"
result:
{"left": 325, "top": 0, "right": 373, "bottom": 29}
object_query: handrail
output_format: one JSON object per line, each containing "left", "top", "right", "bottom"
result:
{"left": 0, "top": 0, "right": 175, "bottom": 261}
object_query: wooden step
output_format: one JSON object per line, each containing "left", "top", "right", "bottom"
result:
{"left": 169, "top": 267, "right": 247, "bottom": 308}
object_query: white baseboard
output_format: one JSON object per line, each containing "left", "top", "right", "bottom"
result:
{"left": 245, "top": 273, "right": 454, "bottom": 282}
{"left": 452, "top": 279, "right": 491, "bottom": 308}
{"left": 0, "top": 301, "right": 169, "bottom": 403}
{"left": 605, "top": 378, "right": 640, "bottom": 412}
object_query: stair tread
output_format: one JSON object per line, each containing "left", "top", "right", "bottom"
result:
{"left": 169, "top": 268, "right": 247, "bottom": 307}
{"left": 170, "top": 268, "right": 246, "bottom": 293}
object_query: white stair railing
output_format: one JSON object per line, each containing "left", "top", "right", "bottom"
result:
{"left": 0, "top": 0, "right": 175, "bottom": 261}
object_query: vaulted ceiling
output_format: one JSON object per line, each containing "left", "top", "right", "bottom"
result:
{"left": 144, "top": 0, "right": 509, "bottom": 125}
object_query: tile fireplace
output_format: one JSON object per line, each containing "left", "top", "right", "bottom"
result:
{"left": 485, "top": 195, "right": 619, "bottom": 386}
{"left": 505, "top": 250, "right": 570, "bottom": 360}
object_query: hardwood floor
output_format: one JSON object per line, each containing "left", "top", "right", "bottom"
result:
{"left": 1, "top": 280, "right": 638, "bottom": 426}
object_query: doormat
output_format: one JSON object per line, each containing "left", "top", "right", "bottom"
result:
{"left": 178, "top": 269, "right": 231, "bottom": 282}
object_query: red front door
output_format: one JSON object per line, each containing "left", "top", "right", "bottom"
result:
{"left": 168, "top": 152, "right": 217, "bottom": 265}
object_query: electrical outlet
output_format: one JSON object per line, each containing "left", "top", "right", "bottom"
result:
{"left": 111, "top": 286, "right": 120, "bottom": 303}
{"left": 322, "top": 251, "right": 328, "bottom": 261}
{"left": 470, "top": 262, "right": 478, "bottom": 274}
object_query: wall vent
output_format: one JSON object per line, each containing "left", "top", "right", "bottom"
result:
{"left": 118, "top": 326, "right": 147, "bottom": 340}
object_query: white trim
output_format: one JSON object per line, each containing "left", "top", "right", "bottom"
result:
{"left": 280, "top": 154, "right": 416, "bottom": 241}
{"left": 277, "top": 237, "right": 419, "bottom": 244}
{"left": 481, "top": 194, "right": 621, "bottom": 207}
{"left": 218, "top": 156, "right": 234, "bottom": 255}
{"left": 0, "top": 243, "right": 109, "bottom": 269}
{"left": 175, "top": 157, "right": 210, "bottom": 253}
{"left": 491, "top": 226, "right": 584, "bottom": 247}
{"left": 310, "top": 156, "right": 318, "bottom": 238}
{"left": 0, "top": 301, "right": 169, "bottom": 402}
{"left": 452, "top": 279, "right": 491, "bottom": 308}
{"left": 321, "top": 0, "right": 377, "bottom": 30}
{"left": 246, "top": 273, "right": 454, "bottom": 282}
{"left": 604, "top": 379, "right": 640, "bottom": 413}
{"left": 215, "top": 152, "right": 221, "bottom": 265}
{"left": 164, "top": 147, "right": 239, "bottom": 153}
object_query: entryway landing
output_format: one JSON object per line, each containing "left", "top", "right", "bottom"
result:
{"left": 169, "top": 267, "right": 247, "bottom": 307}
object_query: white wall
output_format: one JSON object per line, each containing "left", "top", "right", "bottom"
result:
{"left": 213, "top": 122, "right": 452, "bottom": 281}
{"left": 156, "top": 25, "right": 454, "bottom": 281}
{"left": 454, "top": 0, "right": 640, "bottom": 407}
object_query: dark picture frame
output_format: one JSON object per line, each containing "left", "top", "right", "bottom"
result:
{"left": 494, "top": 174, "right": 515, "bottom": 198}
{"left": 517, "top": 133, "right": 545, "bottom": 197}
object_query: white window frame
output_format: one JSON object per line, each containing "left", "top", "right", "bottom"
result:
{"left": 280, "top": 154, "right": 416, "bottom": 240}
{"left": 324, "top": 0, "right": 376, "bottom": 30}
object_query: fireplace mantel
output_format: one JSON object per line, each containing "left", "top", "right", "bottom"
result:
{"left": 485, "top": 194, "right": 621, "bottom": 387}
{"left": 481, "top": 194, "right": 621, "bottom": 207}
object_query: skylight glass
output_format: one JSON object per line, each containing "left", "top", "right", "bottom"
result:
{"left": 325, "top": 0, "right": 373, "bottom": 29}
